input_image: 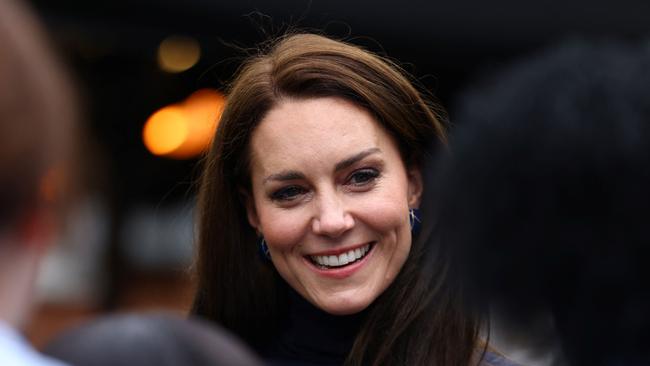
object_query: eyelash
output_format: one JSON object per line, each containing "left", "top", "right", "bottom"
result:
{"left": 270, "top": 185, "right": 307, "bottom": 202}
{"left": 269, "top": 168, "right": 381, "bottom": 202}
{"left": 347, "top": 168, "right": 380, "bottom": 186}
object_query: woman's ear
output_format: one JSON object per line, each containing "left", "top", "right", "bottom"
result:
{"left": 239, "top": 188, "right": 261, "bottom": 234}
{"left": 407, "top": 166, "right": 423, "bottom": 208}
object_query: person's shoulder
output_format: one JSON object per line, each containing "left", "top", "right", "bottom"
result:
{"left": 480, "top": 350, "right": 524, "bottom": 366}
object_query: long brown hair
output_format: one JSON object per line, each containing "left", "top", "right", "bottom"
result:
{"left": 193, "top": 33, "right": 479, "bottom": 365}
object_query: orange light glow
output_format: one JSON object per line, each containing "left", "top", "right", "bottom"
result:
{"left": 143, "top": 106, "right": 189, "bottom": 156}
{"left": 143, "top": 89, "right": 225, "bottom": 159}
{"left": 157, "top": 36, "right": 201, "bottom": 73}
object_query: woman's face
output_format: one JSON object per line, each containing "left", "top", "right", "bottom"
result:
{"left": 246, "top": 97, "right": 422, "bottom": 315}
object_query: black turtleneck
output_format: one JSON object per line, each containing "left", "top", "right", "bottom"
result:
{"left": 256, "top": 287, "right": 521, "bottom": 366}
{"left": 261, "top": 288, "right": 367, "bottom": 366}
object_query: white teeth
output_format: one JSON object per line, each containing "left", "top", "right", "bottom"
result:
{"left": 328, "top": 255, "right": 339, "bottom": 266}
{"left": 310, "top": 244, "right": 373, "bottom": 268}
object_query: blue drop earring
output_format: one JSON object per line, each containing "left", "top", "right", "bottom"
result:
{"left": 409, "top": 208, "right": 421, "bottom": 233}
{"left": 258, "top": 237, "right": 271, "bottom": 260}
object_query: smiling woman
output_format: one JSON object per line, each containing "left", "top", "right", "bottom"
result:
{"left": 192, "top": 33, "right": 481, "bottom": 366}
{"left": 246, "top": 97, "right": 421, "bottom": 316}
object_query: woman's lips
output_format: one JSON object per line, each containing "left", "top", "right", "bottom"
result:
{"left": 303, "top": 242, "right": 376, "bottom": 279}
{"left": 308, "top": 243, "right": 372, "bottom": 268}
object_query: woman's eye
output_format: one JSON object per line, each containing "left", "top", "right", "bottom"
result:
{"left": 348, "top": 168, "right": 380, "bottom": 186}
{"left": 271, "top": 186, "right": 307, "bottom": 201}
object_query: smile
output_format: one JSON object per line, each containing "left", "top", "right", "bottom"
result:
{"left": 308, "top": 243, "right": 374, "bottom": 269}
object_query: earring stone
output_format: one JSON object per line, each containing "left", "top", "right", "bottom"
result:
{"left": 258, "top": 237, "right": 271, "bottom": 260}
{"left": 409, "top": 208, "right": 421, "bottom": 233}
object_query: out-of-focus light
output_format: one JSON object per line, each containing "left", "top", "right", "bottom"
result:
{"left": 172, "top": 89, "right": 225, "bottom": 158}
{"left": 142, "top": 106, "right": 188, "bottom": 156}
{"left": 157, "top": 35, "right": 201, "bottom": 73}
{"left": 143, "top": 89, "right": 226, "bottom": 159}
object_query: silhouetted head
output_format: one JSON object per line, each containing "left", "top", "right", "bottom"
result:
{"left": 44, "top": 313, "right": 262, "bottom": 366}
{"left": 433, "top": 40, "right": 650, "bottom": 366}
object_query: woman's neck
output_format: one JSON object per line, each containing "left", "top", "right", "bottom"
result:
{"left": 262, "top": 288, "right": 367, "bottom": 365}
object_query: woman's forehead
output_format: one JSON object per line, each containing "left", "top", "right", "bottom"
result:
{"left": 248, "top": 97, "right": 396, "bottom": 175}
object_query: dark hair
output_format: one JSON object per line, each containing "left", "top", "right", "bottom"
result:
{"left": 435, "top": 40, "right": 650, "bottom": 366}
{"left": 43, "top": 313, "right": 262, "bottom": 366}
{"left": 192, "top": 33, "right": 480, "bottom": 365}
{"left": 0, "top": 0, "right": 76, "bottom": 231}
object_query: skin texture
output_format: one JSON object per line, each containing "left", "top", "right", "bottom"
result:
{"left": 246, "top": 97, "right": 422, "bottom": 315}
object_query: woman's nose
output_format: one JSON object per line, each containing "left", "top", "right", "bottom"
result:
{"left": 311, "top": 190, "right": 354, "bottom": 237}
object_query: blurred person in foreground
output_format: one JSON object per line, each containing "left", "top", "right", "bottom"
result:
{"left": 0, "top": 0, "right": 77, "bottom": 364}
{"left": 428, "top": 40, "right": 650, "bottom": 366}
{"left": 43, "top": 313, "right": 263, "bottom": 366}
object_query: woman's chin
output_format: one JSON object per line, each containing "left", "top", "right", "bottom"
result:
{"left": 309, "top": 290, "right": 375, "bottom": 315}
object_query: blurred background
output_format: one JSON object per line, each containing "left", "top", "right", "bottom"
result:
{"left": 23, "top": 0, "right": 650, "bottom": 362}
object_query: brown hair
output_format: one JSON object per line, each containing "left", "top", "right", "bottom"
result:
{"left": 193, "top": 33, "right": 479, "bottom": 365}
{"left": 0, "top": 0, "right": 76, "bottom": 231}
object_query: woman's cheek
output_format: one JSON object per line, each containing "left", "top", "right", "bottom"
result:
{"left": 260, "top": 208, "right": 308, "bottom": 250}
{"left": 355, "top": 194, "right": 408, "bottom": 230}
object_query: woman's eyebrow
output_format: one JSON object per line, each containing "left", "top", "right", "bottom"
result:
{"left": 334, "top": 147, "right": 381, "bottom": 172}
{"left": 263, "top": 171, "right": 305, "bottom": 184}
{"left": 262, "top": 148, "right": 381, "bottom": 184}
